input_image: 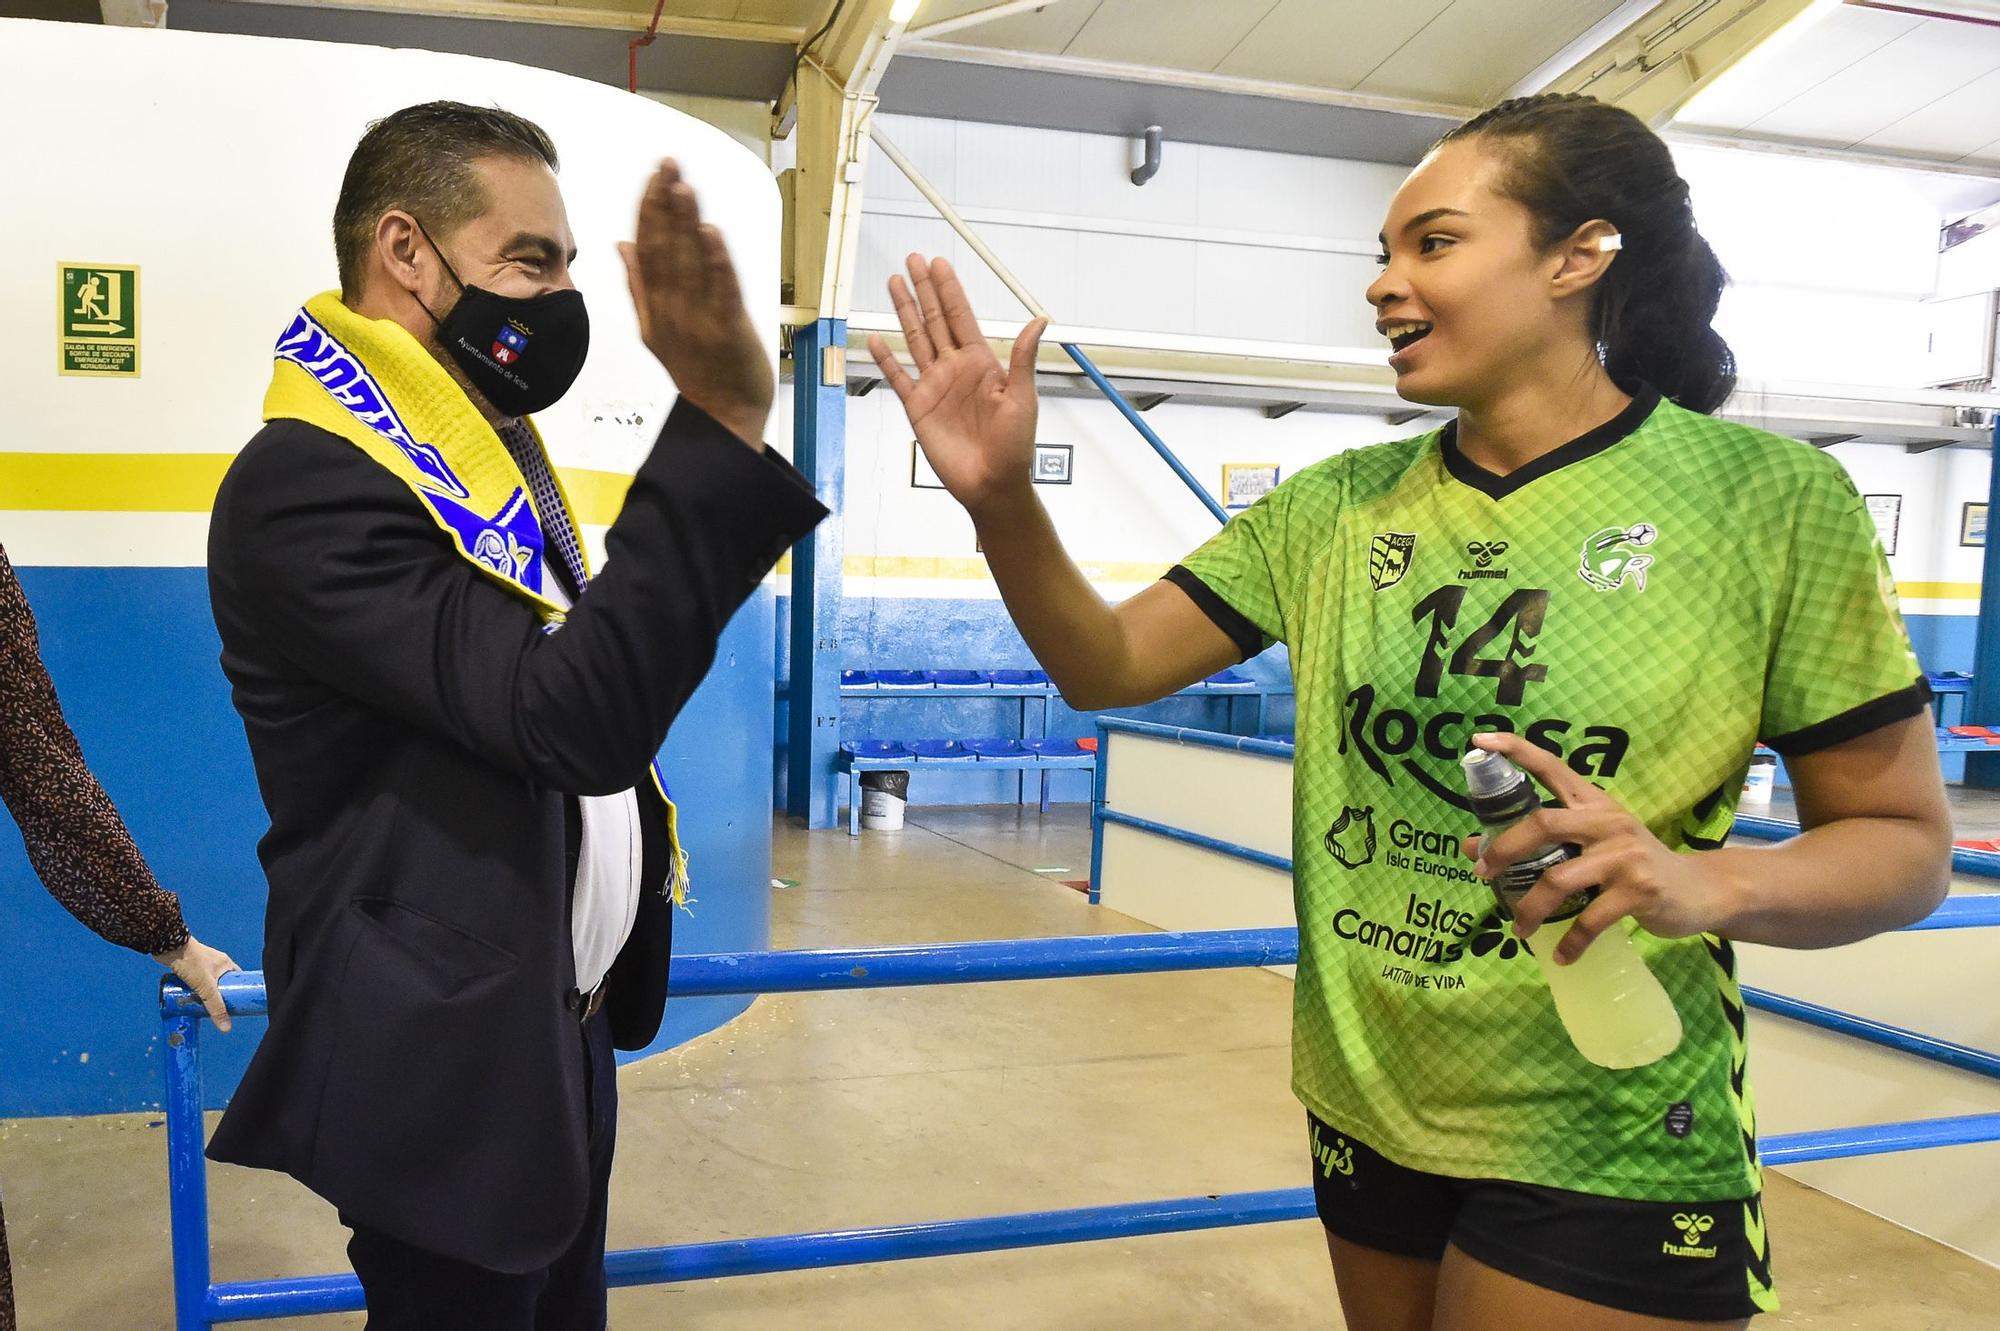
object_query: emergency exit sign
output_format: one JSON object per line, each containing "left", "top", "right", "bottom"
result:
{"left": 59, "top": 263, "right": 141, "bottom": 377}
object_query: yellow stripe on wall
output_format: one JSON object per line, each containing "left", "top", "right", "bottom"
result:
{"left": 1898, "top": 581, "right": 1983, "bottom": 601}
{"left": 0, "top": 453, "right": 233, "bottom": 513}
{"left": 0, "top": 453, "right": 637, "bottom": 527}
{"left": 1, "top": 454, "right": 1993, "bottom": 599}
{"left": 769, "top": 554, "right": 1173, "bottom": 583}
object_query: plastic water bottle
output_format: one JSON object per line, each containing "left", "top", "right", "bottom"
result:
{"left": 1460, "top": 750, "right": 1683, "bottom": 1070}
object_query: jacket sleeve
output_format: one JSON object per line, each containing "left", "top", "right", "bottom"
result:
{"left": 210, "top": 400, "right": 826, "bottom": 795}
{"left": 0, "top": 544, "right": 191, "bottom": 955}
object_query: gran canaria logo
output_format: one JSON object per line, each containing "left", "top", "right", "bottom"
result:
{"left": 1323, "top": 806, "right": 1376, "bottom": 869}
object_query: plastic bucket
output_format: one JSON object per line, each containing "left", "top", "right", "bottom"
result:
{"left": 1741, "top": 753, "right": 1777, "bottom": 807}
{"left": 860, "top": 769, "right": 910, "bottom": 831}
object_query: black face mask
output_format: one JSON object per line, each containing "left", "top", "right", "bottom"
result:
{"left": 414, "top": 218, "right": 589, "bottom": 418}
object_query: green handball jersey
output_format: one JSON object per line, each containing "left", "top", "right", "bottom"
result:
{"left": 1170, "top": 388, "right": 1927, "bottom": 1204}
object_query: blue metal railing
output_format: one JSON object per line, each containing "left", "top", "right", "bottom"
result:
{"left": 1089, "top": 719, "right": 2000, "bottom": 902}
{"left": 160, "top": 925, "right": 2000, "bottom": 1327}
{"left": 158, "top": 719, "right": 2000, "bottom": 1328}
{"left": 1740, "top": 988, "right": 2000, "bottom": 1081}
{"left": 1731, "top": 812, "right": 2000, "bottom": 879}
{"left": 1089, "top": 716, "right": 1296, "bottom": 759}
{"left": 1059, "top": 344, "right": 1229, "bottom": 523}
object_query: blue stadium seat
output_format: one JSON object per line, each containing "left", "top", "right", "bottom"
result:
{"left": 910, "top": 739, "right": 976, "bottom": 760}
{"left": 842, "top": 739, "right": 911, "bottom": 760}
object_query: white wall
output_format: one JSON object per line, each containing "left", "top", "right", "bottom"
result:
{"left": 1680, "top": 144, "right": 1944, "bottom": 389}
{"left": 826, "top": 390, "right": 1395, "bottom": 602}
{"left": 852, "top": 112, "right": 1405, "bottom": 352}
{"left": 848, "top": 115, "right": 1954, "bottom": 385}
{"left": 831, "top": 114, "right": 1985, "bottom": 613}
{"left": 0, "top": 18, "right": 779, "bottom": 571}
{"left": 1812, "top": 441, "right": 1989, "bottom": 615}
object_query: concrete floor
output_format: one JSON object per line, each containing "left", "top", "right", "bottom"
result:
{"left": 4, "top": 804, "right": 2000, "bottom": 1329}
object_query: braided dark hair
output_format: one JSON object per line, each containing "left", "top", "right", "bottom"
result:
{"left": 1437, "top": 93, "right": 1737, "bottom": 414}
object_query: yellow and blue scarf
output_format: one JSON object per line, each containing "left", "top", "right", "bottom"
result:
{"left": 264, "top": 292, "right": 690, "bottom": 906}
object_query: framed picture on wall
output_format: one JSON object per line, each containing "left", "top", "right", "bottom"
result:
{"left": 1964, "top": 502, "right": 1988, "bottom": 548}
{"left": 1224, "top": 463, "right": 1282, "bottom": 510}
{"left": 911, "top": 439, "right": 946, "bottom": 490}
{"left": 1863, "top": 494, "right": 1901, "bottom": 556}
{"left": 1032, "top": 444, "right": 1074, "bottom": 485}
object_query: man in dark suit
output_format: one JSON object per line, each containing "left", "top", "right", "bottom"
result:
{"left": 205, "top": 103, "right": 825, "bottom": 1329}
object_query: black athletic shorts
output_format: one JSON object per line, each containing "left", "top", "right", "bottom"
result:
{"left": 1308, "top": 1113, "right": 1776, "bottom": 1322}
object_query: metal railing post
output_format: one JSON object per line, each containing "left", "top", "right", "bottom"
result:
{"left": 162, "top": 997, "right": 214, "bottom": 1331}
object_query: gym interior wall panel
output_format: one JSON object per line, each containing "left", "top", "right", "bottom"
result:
{"left": 0, "top": 15, "right": 782, "bottom": 1114}
{"left": 1097, "top": 823, "right": 1297, "bottom": 979}
{"left": 1102, "top": 733, "right": 1294, "bottom": 859}
{"left": 854, "top": 212, "right": 962, "bottom": 317}
{"left": 867, "top": 112, "right": 961, "bottom": 206}
{"left": 953, "top": 118, "right": 1084, "bottom": 216}
{"left": 1748, "top": 1017, "right": 2000, "bottom": 1268}
{"left": 950, "top": 221, "right": 1082, "bottom": 325}
{"left": 1072, "top": 232, "right": 1201, "bottom": 336}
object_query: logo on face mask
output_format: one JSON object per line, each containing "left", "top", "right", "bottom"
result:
{"left": 492, "top": 323, "right": 530, "bottom": 366}
{"left": 413, "top": 215, "right": 588, "bottom": 418}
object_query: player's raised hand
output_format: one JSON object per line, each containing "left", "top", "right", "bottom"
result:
{"left": 867, "top": 255, "right": 1047, "bottom": 515}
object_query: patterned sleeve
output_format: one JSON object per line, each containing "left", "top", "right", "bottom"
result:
{"left": 0, "top": 545, "right": 190, "bottom": 955}
{"left": 1163, "top": 459, "right": 1337, "bottom": 660}
{"left": 1760, "top": 461, "right": 1931, "bottom": 756}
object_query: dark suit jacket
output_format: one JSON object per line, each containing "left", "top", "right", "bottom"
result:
{"left": 204, "top": 399, "right": 825, "bottom": 1272}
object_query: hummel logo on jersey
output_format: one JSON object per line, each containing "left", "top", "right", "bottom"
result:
{"left": 1578, "top": 523, "right": 1657, "bottom": 593}
{"left": 1664, "top": 1212, "right": 1718, "bottom": 1259}
{"left": 1460, "top": 540, "right": 1510, "bottom": 581}
{"left": 1369, "top": 533, "right": 1417, "bottom": 591}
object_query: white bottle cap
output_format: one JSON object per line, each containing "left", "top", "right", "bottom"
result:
{"left": 1460, "top": 749, "right": 1518, "bottom": 800}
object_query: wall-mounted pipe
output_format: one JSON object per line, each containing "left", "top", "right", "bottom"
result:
{"left": 1130, "top": 125, "right": 1163, "bottom": 187}
{"left": 628, "top": 0, "right": 668, "bottom": 92}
